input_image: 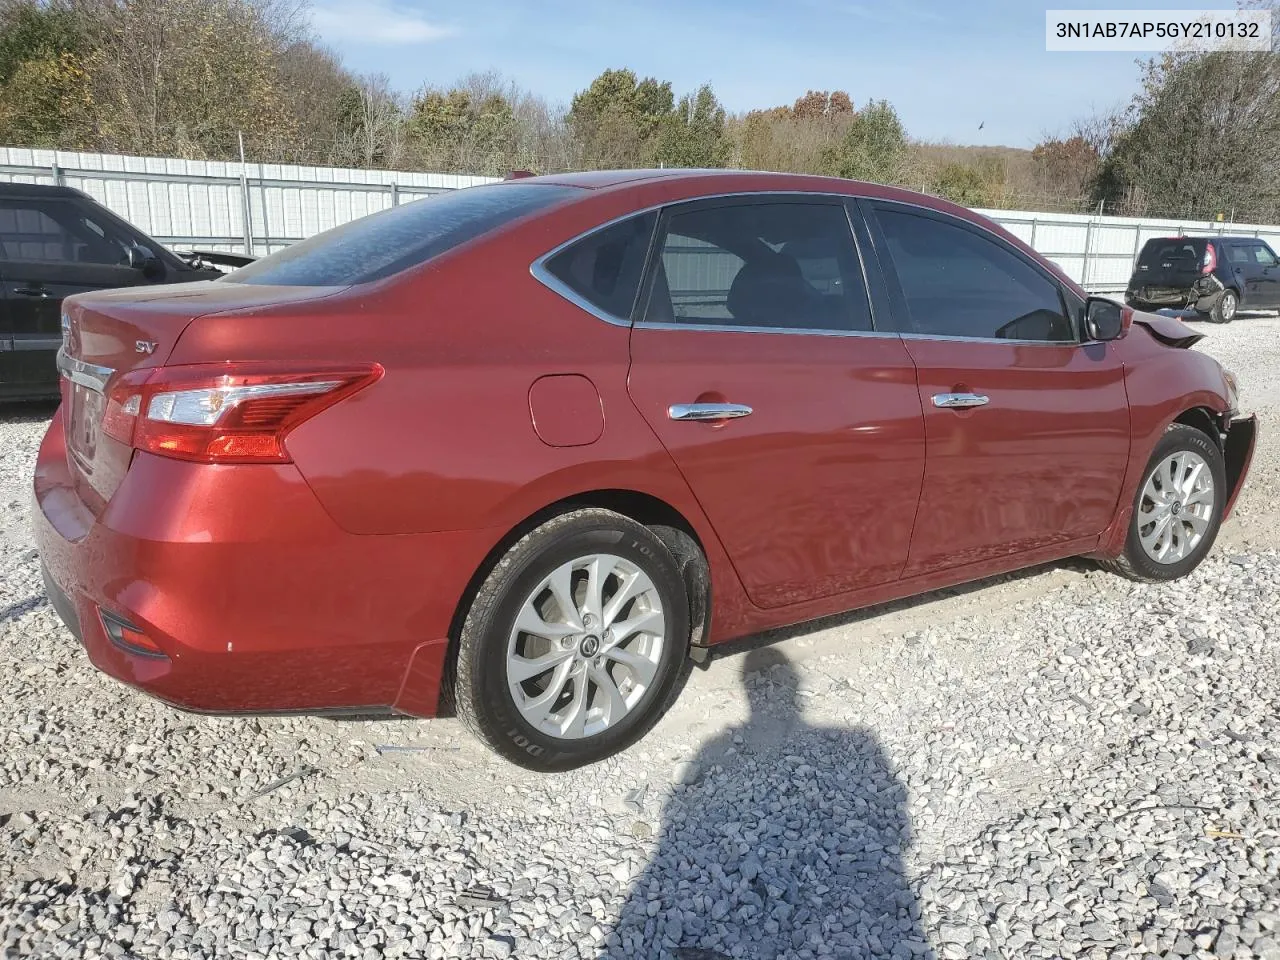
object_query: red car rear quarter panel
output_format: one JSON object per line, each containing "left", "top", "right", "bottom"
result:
{"left": 274, "top": 278, "right": 694, "bottom": 539}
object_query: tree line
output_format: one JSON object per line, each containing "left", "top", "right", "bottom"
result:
{"left": 2, "top": 0, "right": 1277, "bottom": 222}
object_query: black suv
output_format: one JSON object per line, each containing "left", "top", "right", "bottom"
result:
{"left": 1126, "top": 234, "right": 1280, "bottom": 323}
{"left": 0, "top": 183, "right": 226, "bottom": 400}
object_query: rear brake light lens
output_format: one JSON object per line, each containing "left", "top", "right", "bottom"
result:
{"left": 1202, "top": 244, "right": 1217, "bottom": 275}
{"left": 103, "top": 362, "right": 383, "bottom": 463}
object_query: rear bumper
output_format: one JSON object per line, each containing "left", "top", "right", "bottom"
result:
{"left": 1127, "top": 280, "right": 1224, "bottom": 313}
{"left": 32, "top": 408, "right": 493, "bottom": 718}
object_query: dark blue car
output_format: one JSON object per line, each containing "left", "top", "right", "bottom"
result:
{"left": 1126, "top": 235, "right": 1280, "bottom": 323}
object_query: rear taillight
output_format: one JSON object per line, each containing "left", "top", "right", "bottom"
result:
{"left": 103, "top": 362, "right": 383, "bottom": 463}
{"left": 1202, "top": 243, "right": 1217, "bottom": 275}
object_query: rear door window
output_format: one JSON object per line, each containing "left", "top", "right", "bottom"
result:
{"left": 227, "top": 183, "right": 578, "bottom": 286}
{"left": 1227, "top": 244, "right": 1253, "bottom": 264}
{"left": 542, "top": 212, "right": 656, "bottom": 322}
{"left": 642, "top": 200, "right": 872, "bottom": 332}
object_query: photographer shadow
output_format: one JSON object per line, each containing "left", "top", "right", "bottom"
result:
{"left": 603, "top": 647, "right": 934, "bottom": 959}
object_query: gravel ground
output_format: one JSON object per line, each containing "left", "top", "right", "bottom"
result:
{"left": 2, "top": 313, "right": 1279, "bottom": 960}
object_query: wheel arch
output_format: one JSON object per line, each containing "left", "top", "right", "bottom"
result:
{"left": 1093, "top": 400, "right": 1229, "bottom": 561}
{"left": 1172, "top": 405, "right": 1225, "bottom": 448}
{"left": 436, "top": 488, "right": 712, "bottom": 715}
{"left": 1221, "top": 284, "right": 1242, "bottom": 314}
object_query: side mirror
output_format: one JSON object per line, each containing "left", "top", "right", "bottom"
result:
{"left": 1084, "top": 297, "right": 1129, "bottom": 341}
{"left": 128, "top": 244, "right": 165, "bottom": 281}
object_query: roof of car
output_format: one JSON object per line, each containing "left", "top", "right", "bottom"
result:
{"left": 1147, "top": 235, "right": 1264, "bottom": 244}
{"left": 0, "top": 181, "right": 89, "bottom": 199}
{"left": 525, "top": 168, "right": 879, "bottom": 191}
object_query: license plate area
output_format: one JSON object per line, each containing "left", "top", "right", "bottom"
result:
{"left": 67, "top": 380, "right": 105, "bottom": 476}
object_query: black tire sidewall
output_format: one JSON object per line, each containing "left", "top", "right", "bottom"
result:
{"left": 1123, "top": 426, "right": 1226, "bottom": 581}
{"left": 463, "top": 518, "right": 690, "bottom": 771}
{"left": 1212, "top": 290, "right": 1237, "bottom": 323}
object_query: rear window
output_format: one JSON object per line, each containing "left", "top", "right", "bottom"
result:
{"left": 1137, "top": 238, "right": 1206, "bottom": 265}
{"left": 226, "top": 183, "right": 578, "bottom": 286}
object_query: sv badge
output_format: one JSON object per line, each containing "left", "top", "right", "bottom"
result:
{"left": 135, "top": 340, "right": 158, "bottom": 355}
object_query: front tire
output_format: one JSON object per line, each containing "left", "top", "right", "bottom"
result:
{"left": 1102, "top": 424, "right": 1225, "bottom": 582}
{"left": 454, "top": 508, "right": 692, "bottom": 771}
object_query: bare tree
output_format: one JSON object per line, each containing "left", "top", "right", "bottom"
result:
{"left": 73, "top": 0, "right": 297, "bottom": 158}
{"left": 271, "top": 41, "right": 359, "bottom": 165}
{"left": 337, "top": 72, "right": 405, "bottom": 169}
{"left": 1070, "top": 106, "right": 1128, "bottom": 160}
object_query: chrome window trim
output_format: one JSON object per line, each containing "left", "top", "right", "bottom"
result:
{"left": 637, "top": 320, "right": 897, "bottom": 339}
{"left": 56, "top": 348, "right": 113, "bottom": 393}
{"left": 898, "top": 332, "right": 1078, "bottom": 347}
{"left": 867, "top": 196, "right": 1056, "bottom": 262}
{"left": 530, "top": 190, "right": 882, "bottom": 331}
{"left": 866, "top": 197, "right": 1084, "bottom": 347}
{"left": 529, "top": 205, "right": 669, "bottom": 329}
{"left": 528, "top": 187, "right": 1084, "bottom": 342}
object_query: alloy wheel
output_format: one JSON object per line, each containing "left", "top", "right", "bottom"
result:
{"left": 1136, "top": 450, "right": 1216, "bottom": 564}
{"left": 505, "top": 553, "right": 666, "bottom": 740}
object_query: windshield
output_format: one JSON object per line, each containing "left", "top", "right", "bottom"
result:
{"left": 226, "top": 182, "right": 579, "bottom": 286}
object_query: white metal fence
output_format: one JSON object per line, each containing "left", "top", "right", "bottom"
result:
{"left": 979, "top": 207, "right": 1280, "bottom": 293}
{"left": 0, "top": 147, "right": 498, "bottom": 257}
{"left": 5, "top": 146, "right": 1280, "bottom": 293}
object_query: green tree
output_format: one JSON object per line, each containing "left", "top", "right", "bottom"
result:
{"left": 1095, "top": 37, "right": 1280, "bottom": 218}
{"left": 407, "top": 85, "right": 517, "bottom": 176}
{"left": 824, "top": 99, "right": 907, "bottom": 183}
{"left": 653, "top": 83, "right": 728, "bottom": 168}
{"left": 567, "top": 68, "right": 675, "bottom": 167}
{"left": 933, "top": 162, "right": 992, "bottom": 206}
{"left": 0, "top": 0, "right": 93, "bottom": 147}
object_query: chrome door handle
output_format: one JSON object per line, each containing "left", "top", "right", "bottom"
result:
{"left": 932, "top": 392, "right": 990, "bottom": 409}
{"left": 12, "top": 287, "right": 50, "bottom": 298}
{"left": 668, "top": 402, "right": 753, "bottom": 421}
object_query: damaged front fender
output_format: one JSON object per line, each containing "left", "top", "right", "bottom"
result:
{"left": 1223, "top": 414, "right": 1258, "bottom": 520}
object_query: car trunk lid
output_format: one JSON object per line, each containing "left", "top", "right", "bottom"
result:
{"left": 60, "top": 281, "right": 342, "bottom": 513}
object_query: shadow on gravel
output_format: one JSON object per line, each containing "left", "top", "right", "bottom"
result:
{"left": 0, "top": 595, "right": 46, "bottom": 625}
{"left": 0, "top": 399, "right": 59, "bottom": 425}
{"left": 605, "top": 648, "right": 933, "bottom": 960}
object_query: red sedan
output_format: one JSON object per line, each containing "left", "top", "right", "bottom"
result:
{"left": 33, "top": 170, "right": 1257, "bottom": 770}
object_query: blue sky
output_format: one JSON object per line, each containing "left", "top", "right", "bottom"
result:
{"left": 308, "top": 0, "right": 1224, "bottom": 148}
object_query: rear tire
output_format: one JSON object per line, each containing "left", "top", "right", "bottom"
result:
{"left": 1209, "top": 289, "right": 1238, "bottom": 324}
{"left": 454, "top": 508, "right": 692, "bottom": 771}
{"left": 1100, "top": 424, "right": 1225, "bottom": 582}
